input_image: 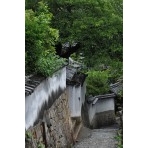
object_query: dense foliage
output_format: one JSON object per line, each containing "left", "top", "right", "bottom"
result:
{"left": 25, "top": 0, "right": 123, "bottom": 95}
{"left": 25, "top": 1, "right": 65, "bottom": 76}
{"left": 46, "top": 0, "right": 122, "bottom": 64}
{"left": 86, "top": 70, "right": 110, "bottom": 96}
{"left": 46, "top": 0, "right": 123, "bottom": 95}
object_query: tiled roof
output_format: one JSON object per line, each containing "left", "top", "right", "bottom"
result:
{"left": 66, "top": 66, "right": 77, "bottom": 81}
{"left": 66, "top": 66, "right": 87, "bottom": 86}
{"left": 110, "top": 80, "right": 123, "bottom": 94}
{"left": 87, "top": 93, "right": 116, "bottom": 104}
{"left": 25, "top": 75, "right": 45, "bottom": 96}
{"left": 25, "top": 65, "right": 67, "bottom": 97}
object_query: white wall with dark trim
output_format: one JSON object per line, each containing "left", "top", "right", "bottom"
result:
{"left": 25, "top": 67, "right": 66, "bottom": 130}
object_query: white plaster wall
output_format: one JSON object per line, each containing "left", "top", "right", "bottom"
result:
{"left": 87, "top": 98, "right": 115, "bottom": 125}
{"left": 81, "top": 82, "right": 86, "bottom": 105}
{"left": 87, "top": 103, "right": 97, "bottom": 124}
{"left": 96, "top": 98, "right": 115, "bottom": 113}
{"left": 25, "top": 67, "right": 66, "bottom": 130}
{"left": 68, "top": 85, "right": 82, "bottom": 117}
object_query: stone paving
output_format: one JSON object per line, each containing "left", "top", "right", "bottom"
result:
{"left": 73, "top": 126, "right": 118, "bottom": 148}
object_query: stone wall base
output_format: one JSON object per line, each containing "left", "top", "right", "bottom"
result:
{"left": 90, "top": 110, "right": 115, "bottom": 129}
{"left": 25, "top": 90, "right": 74, "bottom": 148}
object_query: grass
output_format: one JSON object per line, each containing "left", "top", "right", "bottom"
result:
{"left": 115, "top": 130, "right": 123, "bottom": 148}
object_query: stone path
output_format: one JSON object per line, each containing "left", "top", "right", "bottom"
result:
{"left": 73, "top": 126, "right": 118, "bottom": 148}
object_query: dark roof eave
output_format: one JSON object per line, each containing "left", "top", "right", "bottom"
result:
{"left": 87, "top": 93, "right": 116, "bottom": 104}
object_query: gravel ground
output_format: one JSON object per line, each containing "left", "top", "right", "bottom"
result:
{"left": 73, "top": 126, "right": 118, "bottom": 148}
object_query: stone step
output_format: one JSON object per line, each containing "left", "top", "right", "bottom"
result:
{"left": 73, "top": 122, "right": 82, "bottom": 142}
{"left": 73, "top": 126, "right": 118, "bottom": 148}
{"left": 72, "top": 119, "right": 77, "bottom": 130}
{"left": 117, "top": 107, "right": 122, "bottom": 111}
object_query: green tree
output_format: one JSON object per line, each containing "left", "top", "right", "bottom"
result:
{"left": 25, "top": 1, "right": 65, "bottom": 76}
{"left": 46, "top": 0, "right": 123, "bottom": 67}
{"left": 25, "top": 0, "right": 123, "bottom": 96}
{"left": 86, "top": 70, "right": 110, "bottom": 96}
{"left": 45, "top": 0, "right": 123, "bottom": 93}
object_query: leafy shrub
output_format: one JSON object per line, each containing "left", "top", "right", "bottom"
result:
{"left": 25, "top": 2, "right": 65, "bottom": 76}
{"left": 36, "top": 53, "right": 65, "bottom": 76}
{"left": 37, "top": 142, "right": 45, "bottom": 148}
{"left": 108, "top": 60, "right": 123, "bottom": 83}
{"left": 89, "top": 56, "right": 123, "bottom": 84}
{"left": 86, "top": 70, "right": 110, "bottom": 96}
{"left": 115, "top": 130, "right": 123, "bottom": 148}
{"left": 25, "top": 131, "right": 32, "bottom": 139}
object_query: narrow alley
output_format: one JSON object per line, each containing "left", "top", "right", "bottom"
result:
{"left": 73, "top": 125, "right": 118, "bottom": 148}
